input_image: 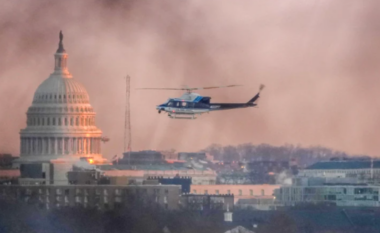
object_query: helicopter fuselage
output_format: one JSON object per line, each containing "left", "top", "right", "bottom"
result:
{"left": 156, "top": 92, "right": 259, "bottom": 119}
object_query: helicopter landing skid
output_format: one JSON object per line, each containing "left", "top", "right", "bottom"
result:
{"left": 168, "top": 113, "right": 197, "bottom": 120}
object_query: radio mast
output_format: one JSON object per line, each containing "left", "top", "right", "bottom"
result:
{"left": 124, "top": 75, "right": 132, "bottom": 166}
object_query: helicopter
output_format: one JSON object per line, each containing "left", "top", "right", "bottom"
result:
{"left": 137, "top": 84, "right": 265, "bottom": 119}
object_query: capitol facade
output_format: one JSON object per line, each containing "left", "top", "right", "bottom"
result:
{"left": 16, "top": 31, "right": 108, "bottom": 185}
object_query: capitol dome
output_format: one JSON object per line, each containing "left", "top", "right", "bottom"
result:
{"left": 33, "top": 75, "right": 90, "bottom": 104}
{"left": 18, "top": 31, "right": 108, "bottom": 179}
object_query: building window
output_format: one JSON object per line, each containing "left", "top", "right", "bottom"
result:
{"left": 42, "top": 118, "right": 45, "bottom": 126}
{"left": 193, "top": 190, "right": 197, "bottom": 194}
{"left": 204, "top": 190, "right": 208, "bottom": 194}
{"left": 76, "top": 118, "right": 79, "bottom": 126}
{"left": 215, "top": 190, "right": 219, "bottom": 194}
{"left": 227, "top": 190, "right": 231, "bottom": 194}
{"left": 58, "top": 118, "right": 61, "bottom": 126}
{"left": 250, "top": 190, "right": 253, "bottom": 196}
{"left": 47, "top": 118, "right": 50, "bottom": 126}
{"left": 239, "top": 190, "right": 242, "bottom": 196}
{"left": 52, "top": 118, "right": 56, "bottom": 125}
{"left": 70, "top": 118, "right": 73, "bottom": 126}
{"left": 261, "top": 189, "right": 265, "bottom": 196}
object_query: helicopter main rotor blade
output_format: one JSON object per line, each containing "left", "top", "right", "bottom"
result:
{"left": 136, "top": 84, "right": 242, "bottom": 91}
{"left": 135, "top": 88, "right": 187, "bottom": 90}
{"left": 189, "top": 84, "right": 242, "bottom": 90}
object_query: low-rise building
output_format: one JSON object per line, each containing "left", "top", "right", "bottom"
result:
{"left": 180, "top": 194, "right": 234, "bottom": 211}
{"left": 103, "top": 169, "right": 217, "bottom": 185}
{"left": 299, "top": 158, "right": 380, "bottom": 181}
{"left": 235, "top": 197, "right": 282, "bottom": 210}
{"left": 0, "top": 184, "right": 181, "bottom": 210}
{"left": 190, "top": 184, "right": 279, "bottom": 204}
{"left": 275, "top": 177, "right": 380, "bottom": 207}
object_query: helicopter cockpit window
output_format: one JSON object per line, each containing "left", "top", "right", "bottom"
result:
{"left": 167, "top": 102, "right": 173, "bottom": 106}
{"left": 175, "top": 102, "right": 180, "bottom": 107}
{"left": 181, "top": 102, "right": 187, "bottom": 107}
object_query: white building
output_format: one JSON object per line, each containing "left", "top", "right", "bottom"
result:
{"left": 14, "top": 31, "right": 109, "bottom": 185}
{"left": 275, "top": 177, "right": 380, "bottom": 207}
{"left": 298, "top": 159, "right": 380, "bottom": 181}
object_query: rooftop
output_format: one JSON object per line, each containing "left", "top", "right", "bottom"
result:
{"left": 306, "top": 160, "right": 380, "bottom": 170}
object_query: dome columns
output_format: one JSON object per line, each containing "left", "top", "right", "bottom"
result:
{"left": 20, "top": 136, "right": 102, "bottom": 156}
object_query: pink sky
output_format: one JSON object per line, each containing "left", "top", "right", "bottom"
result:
{"left": 1, "top": 0, "right": 380, "bottom": 159}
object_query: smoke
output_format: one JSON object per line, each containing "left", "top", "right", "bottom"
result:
{"left": 73, "top": 160, "right": 96, "bottom": 171}
{"left": 276, "top": 171, "right": 292, "bottom": 185}
{"left": 1, "top": 0, "right": 380, "bottom": 159}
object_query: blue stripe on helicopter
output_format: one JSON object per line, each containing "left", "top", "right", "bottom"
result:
{"left": 193, "top": 96, "right": 203, "bottom": 102}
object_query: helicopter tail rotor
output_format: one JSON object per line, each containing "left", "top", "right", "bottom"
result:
{"left": 247, "top": 84, "right": 265, "bottom": 104}
{"left": 259, "top": 84, "right": 265, "bottom": 92}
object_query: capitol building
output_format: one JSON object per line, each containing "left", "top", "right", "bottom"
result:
{"left": 15, "top": 31, "right": 109, "bottom": 185}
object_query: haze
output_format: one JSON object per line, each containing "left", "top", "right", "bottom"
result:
{"left": 1, "top": 0, "right": 380, "bottom": 159}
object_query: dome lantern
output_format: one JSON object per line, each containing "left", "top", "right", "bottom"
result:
{"left": 54, "top": 30, "right": 70, "bottom": 76}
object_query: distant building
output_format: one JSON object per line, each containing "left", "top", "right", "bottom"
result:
{"left": 246, "top": 161, "right": 293, "bottom": 184}
{"left": 190, "top": 184, "right": 279, "bottom": 204}
{"left": 180, "top": 194, "right": 234, "bottom": 211}
{"left": 101, "top": 167, "right": 217, "bottom": 185}
{"left": 235, "top": 197, "right": 282, "bottom": 211}
{"left": 146, "top": 176, "right": 192, "bottom": 193}
{"left": 14, "top": 32, "right": 108, "bottom": 185}
{"left": 231, "top": 209, "right": 354, "bottom": 233}
{"left": 0, "top": 184, "right": 181, "bottom": 210}
{"left": 299, "top": 159, "right": 380, "bottom": 181}
{"left": 275, "top": 176, "right": 380, "bottom": 207}
{"left": 0, "top": 169, "right": 20, "bottom": 184}
{"left": 160, "top": 151, "right": 178, "bottom": 161}
{"left": 0, "top": 154, "right": 17, "bottom": 169}
{"left": 178, "top": 152, "right": 206, "bottom": 161}
{"left": 67, "top": 169, "right": 103, "bottom": 185}
{"left": 121, "top": 150, "right": 164, "bottom": 164}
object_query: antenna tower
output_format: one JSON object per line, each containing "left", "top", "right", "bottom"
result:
{"left": 124, "top": 75, "right": 132, "bottom": 166}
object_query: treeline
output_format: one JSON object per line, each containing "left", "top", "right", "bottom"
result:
{"left": 1, "top": 196, "right": 373, "bottom": 233}
{"left": 201, "top": 143, "right": 367, "bottom": 167}
{"left": 0, "top": 197, "right": 225, "bottom": 233}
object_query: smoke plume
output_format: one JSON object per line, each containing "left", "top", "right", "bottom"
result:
{"left": 1, "top": 0, "right": 380, "bottom": 159}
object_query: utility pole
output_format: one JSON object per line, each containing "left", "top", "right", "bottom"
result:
{"left": 371, "top": 156, "right": 373, "bottom": 181}
{"left": 124, "top": 75, "right": 132, "bottom": 167}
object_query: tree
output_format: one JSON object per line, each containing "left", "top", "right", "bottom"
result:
{"left": 258, "top": 212, "right": 297, "bottom": 233}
